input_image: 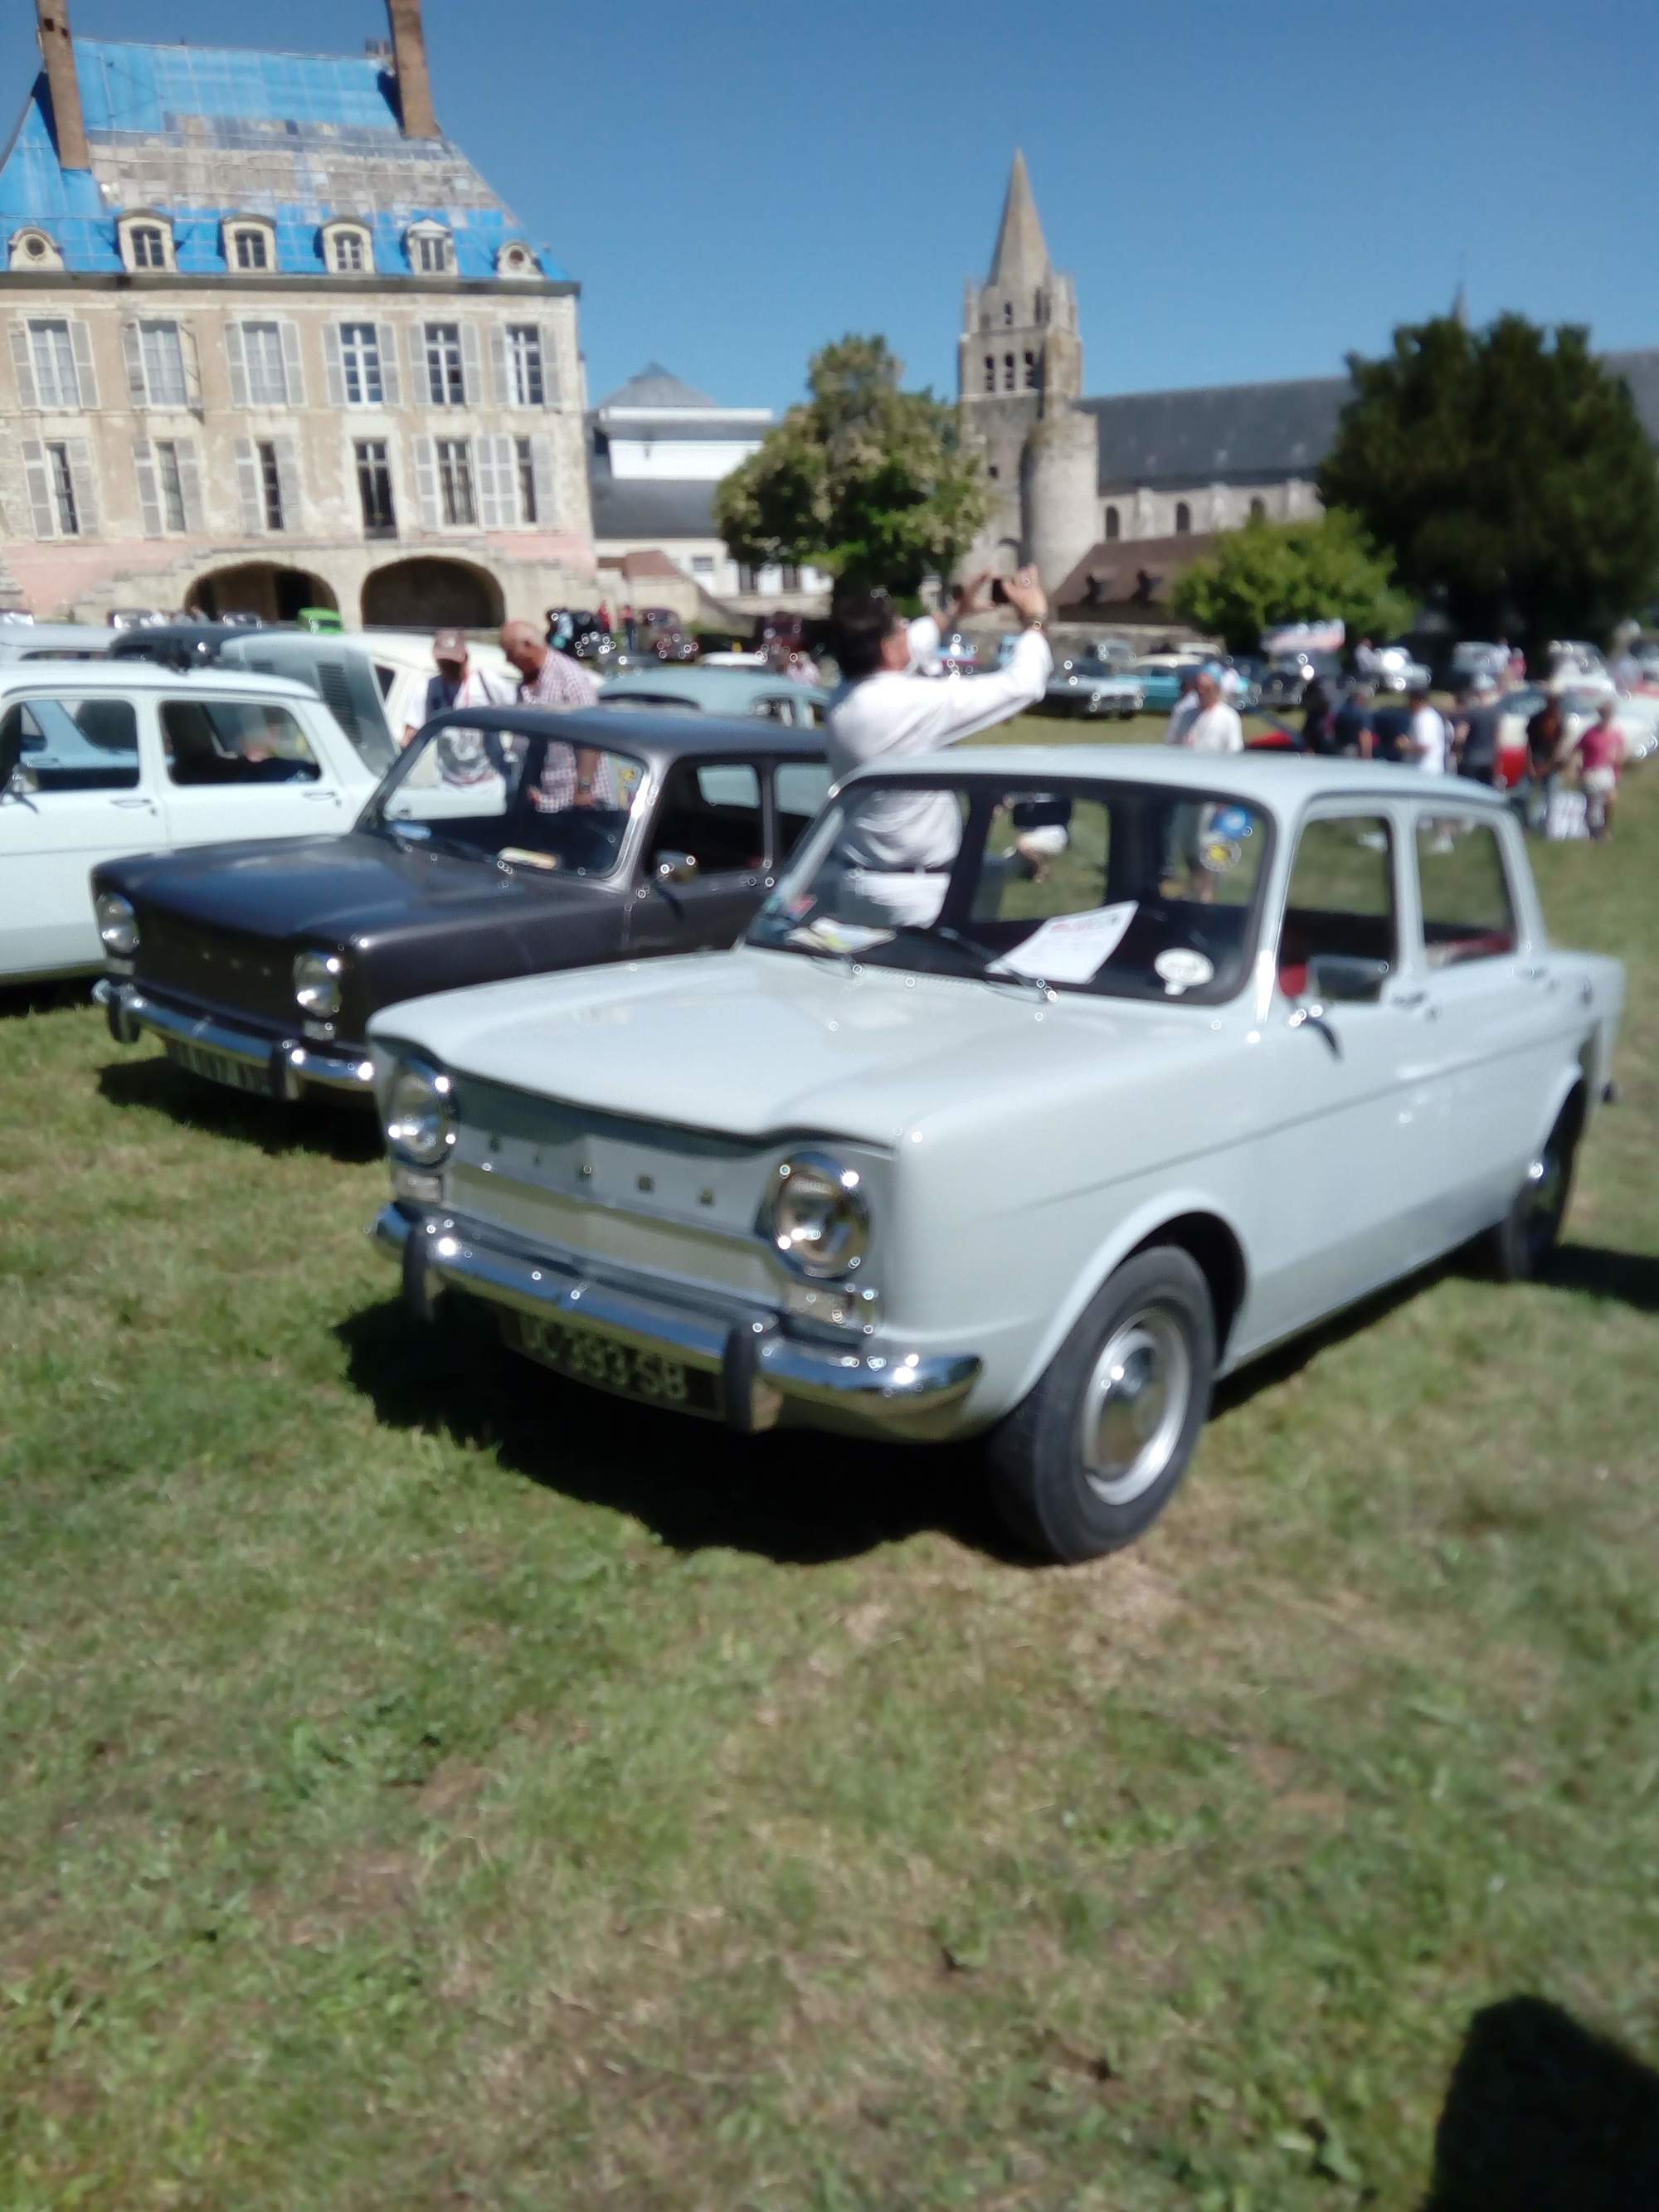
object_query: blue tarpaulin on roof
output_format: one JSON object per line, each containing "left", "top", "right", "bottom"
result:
{"left": 0, "top": 37, "right": 569, "bottom": 281}
{"left": 75, "top": 40, "right": 401, "bottom": 135}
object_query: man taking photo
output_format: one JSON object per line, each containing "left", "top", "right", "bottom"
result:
{"left": 824, "top": 566, "right": 1051, "bottom": 926}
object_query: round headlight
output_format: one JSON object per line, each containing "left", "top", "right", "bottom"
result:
{"left": 95, "top": 892, "right": 138, "bottom": 956}
{"left": 385, "top": 1060, "right": 456, "bottom": 1167}
{"left": 294, "top": 950, "right": 343, "bottom": 1018}
{"left": 763, "top": 1150, "right": 869, "bottom": 1279}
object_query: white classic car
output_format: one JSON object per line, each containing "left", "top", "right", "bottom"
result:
{"left": 367, "top": 749, "right": 1623, "bottom": 1563}
{"left": 0, "top": 663, "right": 379, "bottom": 984}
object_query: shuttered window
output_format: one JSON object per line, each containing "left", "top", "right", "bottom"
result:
{"left": 242, "top": 322, "right": 286, "bottom": 406}
{"left": 424, "top": 323, "right": 465, "bottom": 406}
{"left": 355, "top": 440, "right": 396, "bottom": 537}
{"left": 138, "top": 321, "right": 187, "bottom": 407}
{"left": 338, "top": 323, "right": 383, "bottom": 406}
{"left": 28, "top": 320, "right": 80, "bottom": 408}
{"left": 506, "top": 326, "right": 544, "bottom": 406}
{"left": 435, "top": 439, "right": 475, "bottom": 527}
{"left": 47, "top": 442, "right": 80, "bottom": 534}
{"left": 134, "top": 438, "right": 202, "bottom": 537}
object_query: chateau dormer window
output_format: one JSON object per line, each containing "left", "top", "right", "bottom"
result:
{"left": 322, "top": 220, "right": 374, "bottom": 275}
{"left": 406, "top": 221, "right": 453, "bottom": 275}
{"left": 8, "top": 227, "right": 63, "bottom": 271}
{"left": 116, "top": 213, "right": 174, "bottom": 273}
{"left": 224, "top": 218, "right": 277, "bottom": 273}
{"left": 496, "top": 241, "right": 538, "bottom": 279}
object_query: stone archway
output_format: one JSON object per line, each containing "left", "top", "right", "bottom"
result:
{"left": 361, "top": 558, "right": 504, "bottom": 631}
{"left": 192, "top": 563, "right": 338, "bottom": 624}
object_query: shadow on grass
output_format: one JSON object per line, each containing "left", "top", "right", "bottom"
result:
{"left": 1212, "top": 1236, "right": 1659, "bottom": 1423}
{"left": 1423, "top": 1995, "right": 1659, "bottom": 2210}
{"left": 96, "top": 1053, "right": 384, "bottom": 1166}
{"left": 336, "top": 1295, "right": 1022, "bottom": 1568}
{"left": 1541, "top": 1243, "right": 1659, "bottom": 1314}
{"left": 0, "top": 978, "right": 95, "bottom": 1018}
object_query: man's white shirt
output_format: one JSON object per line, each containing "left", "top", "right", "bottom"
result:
{"left": 1410, "top": 703, "right": 1447, "bottom": 773}
{"left": 825, "top": 619, "right": 1053, "bottom": 872}
{"left": 1185, "top": 702, "right": 1245, "bottom": 753}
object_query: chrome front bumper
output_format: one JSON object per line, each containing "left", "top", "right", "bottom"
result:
{"left": 95, "top": 978, "right": 374, "bottom": 1099}
{"left": 372, "top": 1201, "right": 983, "bottom": 1441}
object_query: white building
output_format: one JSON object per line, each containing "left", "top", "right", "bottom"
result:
{"left": 588, "top": 365, "right": 830, "bottom": 622}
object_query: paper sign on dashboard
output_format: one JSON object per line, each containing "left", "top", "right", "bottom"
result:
{"left": 990, "top": 902, "right": 1137, "bottom": 984}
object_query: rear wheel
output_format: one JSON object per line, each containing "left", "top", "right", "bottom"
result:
{"left": 1481, "top": 1098, "right": 1581, "bottom": 1281}
{"left": 986, "top": 1247, "right": 1215, "bottom": 1563}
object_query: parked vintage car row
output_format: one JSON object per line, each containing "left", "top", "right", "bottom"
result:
{"left": 2, "top": 651, "right": 1626, "bottom": 1563}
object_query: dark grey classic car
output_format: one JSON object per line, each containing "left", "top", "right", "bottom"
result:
{"left": 93, "top": 706, "right": 830, "bottom": 1103}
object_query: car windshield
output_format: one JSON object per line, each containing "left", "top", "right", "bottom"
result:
{"left": 747, "top": 774, "right": 1272, "bottom": 1005}
{"left": 364, "top": 715, "right": 646, "bottom": 879}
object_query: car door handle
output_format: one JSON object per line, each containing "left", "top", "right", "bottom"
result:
{"left": 1391, "top": 988, "right": 1429, "bottom": 1009}
{"left": 301, "top": 788, "right": 341, "bottom": 802}
{"left": 109, "top": 795, "right": 158, "bottom": 809}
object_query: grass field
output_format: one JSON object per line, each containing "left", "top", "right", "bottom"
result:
{"left": 3, "top": 715, "right": 1657, "bottom": 2210}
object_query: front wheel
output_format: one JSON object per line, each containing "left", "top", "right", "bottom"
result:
{"left": 985, "top": 1247, "right": 1215, "bottom": 1563}
{"left": 1481, "top": 1100, "right": 1581, "bottom": 1282}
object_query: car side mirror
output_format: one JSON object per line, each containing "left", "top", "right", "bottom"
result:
{"left": 1307, "top": 953, "right": 1390, "bottom": 1005}
{"left": 655, "top": 850, "right": 698, "bottom": 887}
{"left": 0, "top": 720, "right": 22, "bottom": 792}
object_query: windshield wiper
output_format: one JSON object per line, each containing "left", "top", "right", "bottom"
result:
{"left": 885, "top": 923, "right": 1057, "bottom": 1004}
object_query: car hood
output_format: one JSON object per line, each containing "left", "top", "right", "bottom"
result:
{"left": 109, "top": 832, "right": 613, "bottom": 944}
{"left": 372, "top": 946, "right": 1221, "bottom": 1147}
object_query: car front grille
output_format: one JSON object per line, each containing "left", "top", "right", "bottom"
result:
{"left": 133, "top": 907, "right": 297, "bottom": 1028}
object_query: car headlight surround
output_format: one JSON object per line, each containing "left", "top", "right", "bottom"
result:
{"left": 294, "top": 949, "right": 344, "bottom": 1018}
{"left": 385, "top": 1057, "right": 457, "bottom": 1169}
{"left": 761, "top": 1150, "right": 870, "bottom": 1279}
{"left": 95, "top": 892, "right": 139, "bottom": 956}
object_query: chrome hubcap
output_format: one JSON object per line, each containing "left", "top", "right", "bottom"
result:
{"left": 1079, "top": 1307, "right": 1192, "bottom": 1506}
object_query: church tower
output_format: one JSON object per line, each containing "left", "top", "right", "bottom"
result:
{"left": 959, "top": 152, "right": 1096, "bottom": 587}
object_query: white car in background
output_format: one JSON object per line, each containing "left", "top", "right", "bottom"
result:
{"left": 0, "top": 663, "right": 378, "bottom": 984}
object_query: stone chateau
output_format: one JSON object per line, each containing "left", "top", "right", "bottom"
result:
{"left": 961, "top": 151, "right": 1659, "bottom": 614}
{"left": 0, "top": 0, "right": 592, "bottom": 625}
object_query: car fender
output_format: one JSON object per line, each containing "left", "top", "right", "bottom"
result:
{"left": 1007, "top": 1183, "right": 1252, "bottom": 1407}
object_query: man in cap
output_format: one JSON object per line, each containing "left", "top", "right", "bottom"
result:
{"left": 403, "top": 627, "right": 508, "bottom": 749}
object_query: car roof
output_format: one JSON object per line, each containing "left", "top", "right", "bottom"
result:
{"left": 0, "top": 661, "right": 319, "bottom": 702}
{"left": 847, "top": 742, "right": 1513, "bottom": 813}
{"left": 421, "top": 702, "right": 826, "bottom": 763}
{"left": 599, "top": 665, "right": 830, "bottom": 708}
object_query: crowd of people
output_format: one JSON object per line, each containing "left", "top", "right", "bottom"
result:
{"left": 1287, "top": 668, "right": 1628, "bottom": 839}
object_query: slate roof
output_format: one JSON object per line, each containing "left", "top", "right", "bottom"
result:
{"left": 588, "top": 470, "right": 721, "bottom": 542}
{"left": 1086, "top": 354, "right": 1659, "bottom": 489}
{"left": 1083, "top": 377, "right": 1350, "bottom": 490}
{"left": 0, "top": 36, "right": 564, "bottom": 280}
{"left": 596, "top": 362, "right": 719, "bottom": 411}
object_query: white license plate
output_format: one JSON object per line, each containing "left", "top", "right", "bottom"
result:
{"left": 504, "top": 1311, "right": 719, "bottom": 1414}
{"left": 165, "top": 1040, "right": 269, "bottom": 1095}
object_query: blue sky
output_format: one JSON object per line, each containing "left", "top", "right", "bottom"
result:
{"left": 4, "top": 0, "right": 1652, "bottom": 412}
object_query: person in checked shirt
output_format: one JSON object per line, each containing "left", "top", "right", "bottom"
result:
{"left": 499, "top": 617, "right": 611, "bottom": 809}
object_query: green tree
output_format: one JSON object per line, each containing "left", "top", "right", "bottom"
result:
{"left": 1170, "top": 510, "right": 1411, "bottom": 656}
{"left": 713, "top": 335, "right": 989, "bottom": 596}
{"left": 1319, "top": 314, "right": 1659, "bottom": 649}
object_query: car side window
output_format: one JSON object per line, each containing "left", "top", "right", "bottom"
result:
{"left": 774, "top": 761, "right": 833, "bottom": 860}
{"left": 2, "top": 696, "right": 140, "bottom": 793}
{"left": 1415, "top": 818, "right": 1518, "bottom": 967}
{"left": 160, "top": 700, "right": 321, "bottom": 787}
{"left": 749, "top": 696, "right": 796, "bottom": 725}
{"left": 1277, "top": 814, "right": 1395, "bottom": 999}
{"left": 648, "top": 761, "right": 764, "bottom": 876}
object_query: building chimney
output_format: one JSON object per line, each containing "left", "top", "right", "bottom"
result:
{"left": 36, "top": 0, "right": 90, "bottom": 173}
{"left": 386, "top": 0, "right": 440, "bottom": 140}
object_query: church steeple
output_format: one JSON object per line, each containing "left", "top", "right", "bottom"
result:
{"left": 987, "top": 148, "right": 1052, "bottom": 289}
